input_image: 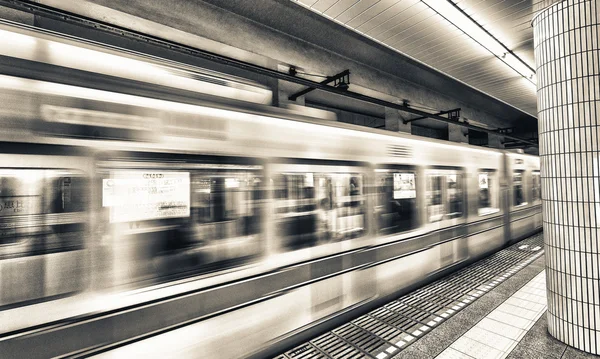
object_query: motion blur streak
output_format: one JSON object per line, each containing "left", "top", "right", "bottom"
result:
{"left": 0, "top": 22, "right": 272, "bottom": 104}
{"left": 0, "top": 20, "right": 542, "bottom": 359}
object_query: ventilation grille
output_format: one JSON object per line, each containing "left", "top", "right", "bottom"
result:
{"left": 187, "top": 72, "right": 229, "bottom": 86}
{"left": 387, "top": 144, "right": 412, "bottom": 158}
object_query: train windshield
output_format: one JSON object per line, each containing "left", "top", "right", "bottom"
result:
{"left": 273, "top": 170, "right": 365, "bottom": 250}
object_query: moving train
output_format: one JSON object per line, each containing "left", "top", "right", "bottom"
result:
{"left": 0, "top": 19, "right": 542, "bottom": 358}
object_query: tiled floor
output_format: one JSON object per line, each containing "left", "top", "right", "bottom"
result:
{"left": 393, "top": 256, "right": 600, "bottom": 359}
{"left": 387, "top": 238, "right": 549, "bottom": 359}
{"left": 507, "top": 314, "right": 598, "bottom": 359}
{"left": 435, "top": 271, "right": 547, "bottom": 359}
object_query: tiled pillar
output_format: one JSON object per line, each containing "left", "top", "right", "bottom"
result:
{"left": 532, "top": 0, "right": 600, "bottom": 354}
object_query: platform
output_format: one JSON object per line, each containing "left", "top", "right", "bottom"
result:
{"left": 273, "top": 233, "right": 598, "bottom": 359}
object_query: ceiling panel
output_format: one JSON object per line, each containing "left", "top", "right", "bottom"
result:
{"left": 293, "top": 0, "right": 544, "bottom": 118}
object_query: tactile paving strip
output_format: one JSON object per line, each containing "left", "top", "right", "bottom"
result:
{"left": 275, "top": 233, "right": 544, "bottom": 359}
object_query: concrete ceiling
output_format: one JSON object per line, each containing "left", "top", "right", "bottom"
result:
{"left": 291, "top": 0, "right": 559, "bottom": 118}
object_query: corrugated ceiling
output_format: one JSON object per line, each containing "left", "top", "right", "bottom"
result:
{"left": 292, "top": 0, "right": 555, "bottom": 118}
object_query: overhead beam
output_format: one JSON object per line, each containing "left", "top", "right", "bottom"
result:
{"left": 0, "top": 0, "right": 538, "bottom": 147}
{"left": 288, "top": 69, "right": 349, "bottom": 101}
{"left": 503, "top": 138, "right": 538, "bottom": 148}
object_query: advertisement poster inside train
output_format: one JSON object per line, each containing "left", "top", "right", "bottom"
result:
{"left": 393, "top": 172, "right": 416, "bottom": 199}
{"left": 479, "top": 173, "right": 488, "bottom": 189}
{"left": 103, "top": 171, "right": 190, "bottom": 222}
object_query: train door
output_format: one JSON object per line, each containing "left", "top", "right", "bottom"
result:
{"left": 0, "top": 150, "right": 91, "bottom": 308}
{"left": 269, "top": 160, "right": 369, "bottom": 319}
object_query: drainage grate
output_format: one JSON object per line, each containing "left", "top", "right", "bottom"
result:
{"left": 274, "top": 233, "right": 544, "bottom": 359}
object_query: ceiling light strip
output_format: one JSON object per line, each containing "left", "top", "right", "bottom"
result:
{"left": 420, "top": 0, "right": 536, "bottom": 85}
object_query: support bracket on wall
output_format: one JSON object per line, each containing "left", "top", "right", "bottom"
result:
{"left": 403, "top": 108, "right": 461, "bottom": 124}
{"left": 288, "top": 69, "right": 350, "bottom": 101}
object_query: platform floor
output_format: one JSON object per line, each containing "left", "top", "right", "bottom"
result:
{"left": 274, "top": 233, "right": 599, "bottom": 359}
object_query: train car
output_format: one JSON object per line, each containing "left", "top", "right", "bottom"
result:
{"left": 0, "top": 20, "right": 541, "bottom": 358}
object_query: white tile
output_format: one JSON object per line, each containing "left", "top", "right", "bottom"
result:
{"left": 496, "top": 303, "right": 539, "bottom": 320}
{"left": 477, "top": 318, "right": 525, "bottom": 341}
{"left": 451, "top": 336, "right": 503, "bottom": 359}
{"left": 487, "top": 310, "right": 533, "bottom": 329}
{"left": 505, "top": 297, "right": 545, "bottom": 312}
{"left": 436, "top": 347, "right": 476, "bottom": 359}
{"left": 464, "top": 326, "right": 517, "bottom": 352}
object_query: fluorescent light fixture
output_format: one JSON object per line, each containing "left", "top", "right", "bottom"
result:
{"left": 421, "top": 0, "right": 536, "bottom": 86}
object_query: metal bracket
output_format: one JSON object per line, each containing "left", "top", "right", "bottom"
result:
{"left": 502, "top": 137, "right": 538, "bottom": 146}
{"left": 288, "top": 69, "right": 350, "bottom": 101}
{"left": 404, "top": 108, "right": 461, "bottom": 124}
{"left": 496, "top": 127, "right": 515, "bottom": 134}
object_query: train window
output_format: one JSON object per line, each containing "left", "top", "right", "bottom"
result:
{"left": 45, "top": 171, "right": 88, "bottom": 253}
{"left": 274, "top": 171, "right": 365, "bottom": 249}
{"left": 426, "top": 169, "right": 464, "bottom": 222}
{"left": 446, "top": 174, "right": 463, "bottom": 219}
{"left": 375, "top": 169, "right": 418, "bottom": 235}
{"left": 0, "top": 169, "right": 87, "bottom": 250}
{"left": 101, "top": 160, "right": 263, "bottom": 287}
{"left": 427, "top": 174, "right": 444, "bottom": 222}
{"left": 532, "top": 171, "right": 541, "bottom": 203}
{"left": 190, "top": 172, "right": 261, "bottom": 240}
{"left": 513, "top": 170, "right": 527, "bottom": 206}
{"left": 478, "top": 170, "right": 500, "bottom": 216}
